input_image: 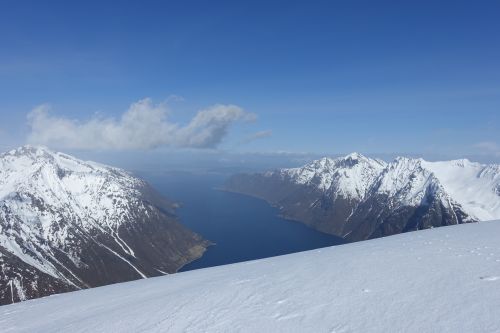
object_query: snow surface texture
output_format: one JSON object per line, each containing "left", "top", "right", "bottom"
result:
{"left": 1, "top": 220, "right": 499, "bottom": 332}
{"left": 277, "top": 153, "right": 500, "bottom": 221}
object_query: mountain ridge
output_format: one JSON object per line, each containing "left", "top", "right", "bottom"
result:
{"left": 0, "top": 145, "right": 210, "bottom": 305}
{"left": 224, "top": 153, "right": 500, "bottom": 240}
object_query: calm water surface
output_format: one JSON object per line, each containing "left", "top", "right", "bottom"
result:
{"left": 143, "top": 172, "right": 345, "bottom": 272}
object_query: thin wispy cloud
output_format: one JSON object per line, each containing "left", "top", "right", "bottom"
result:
{"left": 27, "top": 98, "right": 256, "bottom": 150}
{"left": 472, "top": 141, "right": 500, "bottom": 156}
{"left": 241, "top": 130, "right": 273, "bottom": 144}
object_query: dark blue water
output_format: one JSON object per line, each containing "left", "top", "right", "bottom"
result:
{"left": 143, "top": 172, "right": 345, "bottom": 271}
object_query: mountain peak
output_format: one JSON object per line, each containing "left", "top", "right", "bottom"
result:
{"left": 1, "top": 145, "right": 116, "bottom": 185}
{"left": 4, "top": 144, "right": 53, "bottom": 157}
{"left": 332, "top": 153, "right": 387, "bottom": 171}
{"left": 449, "top": 158, "right": 473, "bottom": 168}
{"left": 343, "top": 152, "right": 365, "bottom": 160}
{"left": 275, "top": 153, "right": 386, "bottom": 198}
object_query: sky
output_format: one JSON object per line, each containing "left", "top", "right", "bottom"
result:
{"left": 1, "top": 0, "right": 500, "bottom": 164}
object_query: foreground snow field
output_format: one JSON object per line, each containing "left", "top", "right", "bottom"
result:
{"left": 2, "top": 221, "right": 500, "bottom": 332}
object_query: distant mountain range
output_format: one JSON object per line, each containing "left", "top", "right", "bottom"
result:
{"left": 225, "top": 153, "right": 500, "bottom": 241}
{"left": 0, "top": 146, "right": 209, "bottom": 305}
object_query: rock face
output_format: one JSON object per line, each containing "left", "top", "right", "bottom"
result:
{"left": 0, "top": 146, "right": 210, "bottom": 305}
{"left": 225, "top": 153, "right": 500, "bottom": 241}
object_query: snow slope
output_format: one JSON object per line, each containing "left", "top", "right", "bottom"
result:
{"left": 422, "top": 159, "right": 500, "bottom": 221}
{"left": 2, "top": 220, "right": 499, "bottom": 332}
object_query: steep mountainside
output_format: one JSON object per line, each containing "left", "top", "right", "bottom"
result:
{"left": 224, "top": 153, "right": 500, "bottom": 241}
{"left": 0, "top": 146, "right": 209, "bottom": 305}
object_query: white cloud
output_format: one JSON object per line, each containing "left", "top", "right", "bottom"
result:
{"left": 241, "top": 130, "right": 273, "bottom": 144}
{"left": 27, "top": 98, "right": 256, "bottom": 150}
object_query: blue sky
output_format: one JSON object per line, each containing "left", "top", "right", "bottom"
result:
{"left": 1, "top": 0, "right": 499, "bottom": 161}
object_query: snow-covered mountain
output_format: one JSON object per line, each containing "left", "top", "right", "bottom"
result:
{"left": 225, "top": 153, "right": 500, "bottom": 240}
{"left": 276, "top": 153, "right": 387, "bottom": 199}
{"left": 2, "top": 220, "right": 499, "bottom": 332}
{"left": 0, "top": 145, "right": 209, "bottom": 305}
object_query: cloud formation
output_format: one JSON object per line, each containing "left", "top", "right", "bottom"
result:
{"left": 27, "top": 98, "right": 255, "bottom": 150}
{"left": 473, "top": 141, "right": 500, "bottom": 156}
{"left": 241, "top": 130, "right": 273, "bottom": 144}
